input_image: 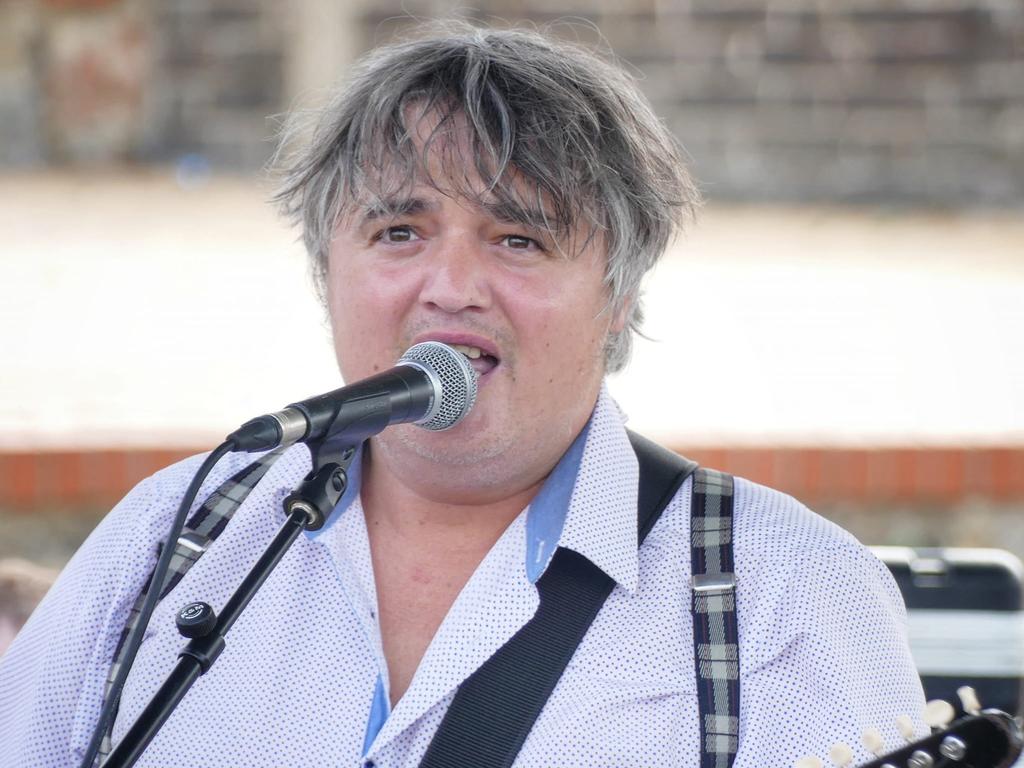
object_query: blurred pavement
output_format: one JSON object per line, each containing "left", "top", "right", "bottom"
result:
{"left": 2, "top": 169, "right": 1023, "bottom": 450}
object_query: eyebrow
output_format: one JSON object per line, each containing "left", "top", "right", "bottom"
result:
{"left": 479, "top": 199, "right": 557, "bottom": 231}
{"left": 359, "top": 197, "right": 440, "bottom": 224}
{"left": 356, "top": 195, "right": 565, "bottom": 235}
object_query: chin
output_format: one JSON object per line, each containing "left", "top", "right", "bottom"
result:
{"left": 379, "top": 421, "right": 512, "bottom": 467}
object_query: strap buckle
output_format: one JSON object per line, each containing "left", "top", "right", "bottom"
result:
{"left": 692, "top": 573, "right": 736, "bottom": 594}
{"left": 176, "top": 531, "right": 208, "bottom": 554}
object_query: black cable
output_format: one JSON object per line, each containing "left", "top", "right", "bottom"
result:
{"left": 79, "top": 440, "right": 236, "bottom": 768}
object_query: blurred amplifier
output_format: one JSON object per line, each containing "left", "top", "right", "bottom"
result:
{"left": 871, "top": 546, "right": 1024, "bottom": 717}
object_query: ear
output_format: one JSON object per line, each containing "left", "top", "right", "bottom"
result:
{"left": 608, "top": 296, "right": 632, "bottom": 336}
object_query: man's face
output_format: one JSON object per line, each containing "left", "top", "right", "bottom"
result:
{"left": 325, "top": 125, "right": 622, "bottom": 497}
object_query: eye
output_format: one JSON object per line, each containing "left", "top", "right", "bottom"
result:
{"left": 374, "top": 225, "right": 419, "bottom": 244}
{"left": 501, "top": 234, "right": 544, "bottom": 252}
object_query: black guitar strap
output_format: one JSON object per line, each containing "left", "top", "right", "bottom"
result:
{"left": 418, "top": 430, "right": 700, "bottom": 768}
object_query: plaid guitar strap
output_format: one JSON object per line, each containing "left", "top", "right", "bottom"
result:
{"left": 95, "top": 447, "right": 286, "bottom": 762}
{"left": 690, "top": 468, "right": 740, "bottom": 768}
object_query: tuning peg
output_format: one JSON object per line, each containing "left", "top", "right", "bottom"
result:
{"left": 861, "top": 727, "right": 885, "bottom": 757}
{"left": 957, "top": 686, "right": 981, "bottom": 715}
{"left": 896, "top": 714, "right": 916, "bottom": 742}
{"left": 923, "top": 699, "right": 956, "bottom": 729}
{"left": 828, "top": 742, "right": 854, "bottom": 767}
{"left": 794, "top": 757, "right": 823, "bottom": 768}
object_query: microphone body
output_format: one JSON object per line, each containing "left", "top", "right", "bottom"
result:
{"left": 227, "top": 342, "right": 477, "bottom": 452}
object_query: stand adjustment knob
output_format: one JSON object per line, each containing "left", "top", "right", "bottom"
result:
{"left": 176, "top": 601, "right": 218, "bottom": 639}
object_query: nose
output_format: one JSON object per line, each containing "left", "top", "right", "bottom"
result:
{"left": 418, "top": 235, "right": 492, "bottom": 314}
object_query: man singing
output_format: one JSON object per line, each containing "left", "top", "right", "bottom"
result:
{"left": 0, "top": 24, "right": 925, "bottom": 767}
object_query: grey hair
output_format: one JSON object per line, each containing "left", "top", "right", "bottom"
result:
{"left": 272, "top": 21, "right": 699, "bottom": 372}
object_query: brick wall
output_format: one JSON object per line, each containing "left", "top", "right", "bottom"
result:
{"left": 3, "top": 445, "right": 1023, "bottom": 568}
{"left": 3, "top": 444, "right": 1022, "bottom": 512}
{"left": 1, "top": 0, "right": 1021, "bottom": 203}
{"left": 607, "top": 2, "right": 1024, "bottom": 205}
{"left": 0, "top": 0, "right": 287, "bottom": 169}
{"left": 140, "top": 0, "right": 288, "bottom": 168}
{"left": 0, "top": 0, "right": 150, "bottom": 165}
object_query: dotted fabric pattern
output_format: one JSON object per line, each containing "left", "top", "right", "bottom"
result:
{"left": 0, "top": 385, "right": 925, "bottom": 767}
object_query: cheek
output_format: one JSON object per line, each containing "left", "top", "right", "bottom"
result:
{"left": 511, "top": 291, "right": 610, "bottom": 372}
{"left": 326, "top": 261, "right": 408, "bottom": 378}
{"left": 327, "top": 254, "right": 407, "bottom": 327}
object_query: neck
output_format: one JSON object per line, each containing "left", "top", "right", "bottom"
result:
{"left": 360, "top": 441, "right": 545, "bottom": 553}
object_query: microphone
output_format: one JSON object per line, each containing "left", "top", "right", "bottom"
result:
{"left": 227, "top": 341, "right": 478, "bottom": 452}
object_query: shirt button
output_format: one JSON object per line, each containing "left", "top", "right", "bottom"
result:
{"left": 364, "top": 761, "right": 375, "bottom": 768}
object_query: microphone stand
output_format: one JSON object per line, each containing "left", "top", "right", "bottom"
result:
{"left": 100, "top": 437, "right": 357, "bottom": 767}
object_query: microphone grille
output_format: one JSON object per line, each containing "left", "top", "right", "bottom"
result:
{"left": 399, "top": 341, "right": 478, "bottom": 430}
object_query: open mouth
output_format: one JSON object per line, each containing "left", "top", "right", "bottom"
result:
{"left": 449, "top": 343, "right": 500, "bottom": 376}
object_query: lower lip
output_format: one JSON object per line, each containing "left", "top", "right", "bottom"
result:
{"left": 467, "top": 357, "right": 499, "bottom": 380}
{"left": 476, "top": 366, "right": 498, "bottom": 387}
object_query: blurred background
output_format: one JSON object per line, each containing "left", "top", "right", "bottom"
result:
{"left": 1, "top": 0, "right": 1023, "bottom": 708}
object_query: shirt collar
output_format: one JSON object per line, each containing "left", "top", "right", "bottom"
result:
{"left": 307, "top": 383, "right": 640, "bottom": 592}
{"left": 545, "top": 384, "right": 641, "bottom": 593}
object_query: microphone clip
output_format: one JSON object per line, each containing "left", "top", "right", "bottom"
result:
{"left": 284, "top": 441, "right": 358, "bottom": 531}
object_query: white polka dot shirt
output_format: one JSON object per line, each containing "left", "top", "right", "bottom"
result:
{"left": 0, "top": 385, "right": 926, "bottom": 767}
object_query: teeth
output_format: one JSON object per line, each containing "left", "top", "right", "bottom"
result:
{"left": 450, "top": 343, "right": 482, "bottom": 359}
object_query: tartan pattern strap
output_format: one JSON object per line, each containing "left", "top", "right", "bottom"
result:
{"left": 690, "top": 468, "right": 740, "bottom": 768}
{"left": 96, "top": 448, "right": 285, "bottom": 761}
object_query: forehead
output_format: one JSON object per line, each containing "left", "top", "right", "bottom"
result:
{"left": 340, "top": 105, "right": 584, "bottom": 237}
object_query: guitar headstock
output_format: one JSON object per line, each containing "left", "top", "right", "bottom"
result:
{"left": 795, "top": 688, "right": 1023, "bottom": 768}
